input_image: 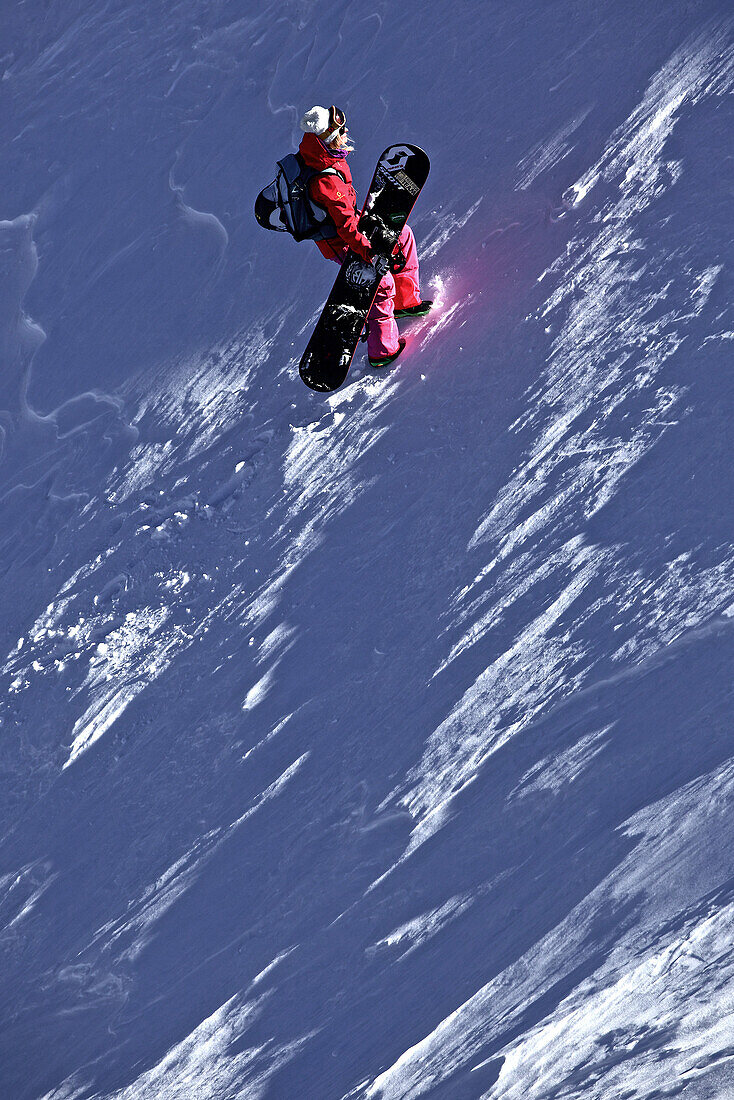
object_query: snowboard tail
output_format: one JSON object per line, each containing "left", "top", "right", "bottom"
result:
{"left": 299, "top": 145, "right": 430, "bottom": 393}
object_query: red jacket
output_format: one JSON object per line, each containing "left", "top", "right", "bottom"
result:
{"left": 299, "top": 133, "right": 372, "bottom": 263}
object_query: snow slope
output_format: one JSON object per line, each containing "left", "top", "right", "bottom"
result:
{"left": 2, "top": 2, "right": 734, "bottom": 1097}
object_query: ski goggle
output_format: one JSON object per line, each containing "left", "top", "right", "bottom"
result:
{"left": 322, "top": 105, "right": 347, "bottom": 144}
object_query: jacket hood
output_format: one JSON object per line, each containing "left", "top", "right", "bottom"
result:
{"left": 299, "top": 132, "right": 350, "bottom": 173}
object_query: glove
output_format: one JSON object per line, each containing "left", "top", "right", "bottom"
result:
{"left": 372, "top": 225, "right": 398, "bottom": 254}
{"left": 362, "top": 212, "right": 398, "bottom": 255}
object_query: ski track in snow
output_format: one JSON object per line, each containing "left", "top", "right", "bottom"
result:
{"left": 40, "top": 992, "right": 314, "bottom": 1100}
{"left": 515, "top": 105, "right": 594, "bottom": 191}
{"left": 84, "top": 753, "right": 309, "bottom": 967}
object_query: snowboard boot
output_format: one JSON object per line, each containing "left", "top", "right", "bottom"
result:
{"left": 394, "top": 300, "right": 433, "bottom": 319}
{"left": 369, "top": 336, "right": 406, "bottom": 370}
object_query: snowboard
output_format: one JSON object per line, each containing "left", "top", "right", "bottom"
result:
{"left": 299, "top": 144, "right": 430, "bottom": 392}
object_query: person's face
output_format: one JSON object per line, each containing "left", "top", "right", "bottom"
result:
{"left": 332, "top": 125, "right": 349, "bottom": 149}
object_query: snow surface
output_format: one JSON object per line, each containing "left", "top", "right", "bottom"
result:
{"left": 2, "top": 2, "right": 734, "bottom": 1097}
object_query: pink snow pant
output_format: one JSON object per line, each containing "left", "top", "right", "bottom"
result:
{"left": 323, "top": 224, "right": 422, "bottom": 359}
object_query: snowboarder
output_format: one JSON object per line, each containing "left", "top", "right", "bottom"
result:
{"left": 298, "top": 105, "right": 432, "bottom": 368}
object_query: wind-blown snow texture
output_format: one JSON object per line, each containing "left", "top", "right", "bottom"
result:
{"left": 2, "top": 2, "right": 734, "bottom": 1097}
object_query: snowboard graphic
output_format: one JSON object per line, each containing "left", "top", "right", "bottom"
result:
{"left": 299, "top": 144, "right": 430, "bottom": 392}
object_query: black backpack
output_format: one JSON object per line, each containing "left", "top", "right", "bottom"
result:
{"left": 255, "top": 153, "right": 346, "bottom": 242}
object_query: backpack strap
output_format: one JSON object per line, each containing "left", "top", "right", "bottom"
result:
{"left": 292, "top": 151, "right": 345, "bottom": 185}
{"left": 305, "top": 167, "right": 349, "bottom": 235}
{"left": 312, "top": 167, "right": 347, "bottom": 184}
